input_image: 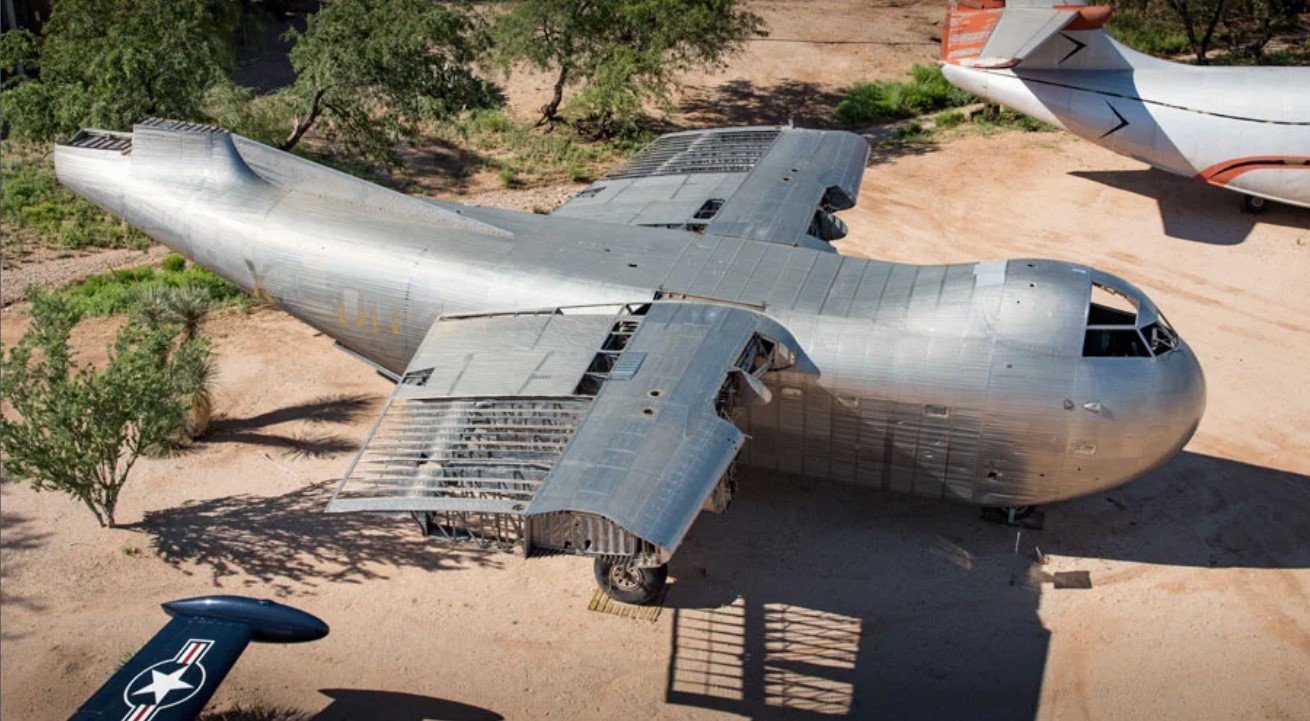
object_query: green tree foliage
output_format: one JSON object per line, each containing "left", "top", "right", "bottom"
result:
{"left": 491, "top": 0, "right": 768, "bottom": 137}
{"left": 1, "top": 291, "right": 214, "bottom": 527}
{"left": 0, "top": 0, "right": 242, "bottom": 140}
{"left": 1106, "top": 0, "right": 1306, "bottom": 63}
{"left": 277, "top": 0, "right": 498, "bottom": 164}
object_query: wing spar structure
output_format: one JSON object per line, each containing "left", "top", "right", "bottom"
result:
{"left": 328, "top": 300, "right": 816, "bottom": 567}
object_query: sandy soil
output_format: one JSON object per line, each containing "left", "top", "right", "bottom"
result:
{"left": 3, "top": 1, "right": 1310, "bottom": 719}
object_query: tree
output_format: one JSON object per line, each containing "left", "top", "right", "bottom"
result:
{"left": 491, "top": 0, "right": 767, "bottom": 136}
{"left": 277, "top": 0, "right": 498, "bottom": 164}
{"left": 1, "top": 291, "right": 213, "bottom": 528}
{"left": 0, "top": 0, "right": 242, "bottom": 140}
{"left": 1219, "top": 0, "right": 1307, "bottom": 60}
{"left": 1160, "top": 0, "right": 1230, "bottom": 62}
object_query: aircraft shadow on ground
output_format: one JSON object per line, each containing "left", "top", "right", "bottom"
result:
{"left": 133, "top": 481, "right": 503, "bottom": 595}
{"left": 661, "top": 450, "right": 1309, "bottom": 720}
{"left": 1070, "top": 169, "right": 1310, "bottom": 245}
{"left": 198, "top": 689, "right": 503, "bottom": 721}
{"left": 203, "top": 394, "right": 377, "bottom": 460}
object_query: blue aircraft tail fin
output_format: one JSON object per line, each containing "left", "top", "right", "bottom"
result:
{"left": 67, "top": 596, "right": 328, "bottom": 721}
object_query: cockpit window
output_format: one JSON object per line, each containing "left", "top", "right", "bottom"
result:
{"left": 1083, "top": 329, "right": 1150, "bottom": 358}
{"left": 1088, "top": 282, "right": 1137, "bottom": 326}
{"left": 1141, "top": 322, "right": 1177, "bottom": 355}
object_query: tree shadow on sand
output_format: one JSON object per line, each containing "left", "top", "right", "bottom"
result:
{"left": 661, "top": 450, "right": 1309, "bottom": 720}
{"left": 132, "top": 482, "right": 502, "bottom": 596}
{"left": 677, "top": 79, "right": 847, "bottom": 129}
{"left": 202, "top": 394, "right": 378, "bottom": 460}
{"left": 0, "top": 510, "right": 52, "bottom": 628}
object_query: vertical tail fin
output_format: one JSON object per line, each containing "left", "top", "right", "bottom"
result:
{"left": 941, "top": 0, "right": 1115, "bottom": 69}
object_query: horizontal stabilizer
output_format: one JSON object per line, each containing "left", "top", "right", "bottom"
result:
{"left": 68, "top": 596, "right": 327, "bottom": 721}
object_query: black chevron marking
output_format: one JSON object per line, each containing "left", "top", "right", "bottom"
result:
{"left": 1099, "top": 102, "right": 1129, "bottom": 139}
{"left": 1058, "top": 33, "right": 1087, "bottom": 64}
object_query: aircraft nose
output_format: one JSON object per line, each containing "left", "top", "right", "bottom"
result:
{"left": 1148, "top": 338, "right": 1207, "bottom": 468}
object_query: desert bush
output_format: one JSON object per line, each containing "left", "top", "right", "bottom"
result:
{"left": 57, "top": 261, "right": 247, "bottom": 317}
{"left": 935, "top": 110, "right": 968, "bottom": 129}
{"left": 442, "top": 108, "right": 642, "bottom": 187}
{"left": 1, "top": 291, "right": 214, "bottom": 527}
{"left": 1, "top": 146, "right": 149, "bottom": 253}
{"left": 836, "top": 65, "right": 976, "bottom": 124}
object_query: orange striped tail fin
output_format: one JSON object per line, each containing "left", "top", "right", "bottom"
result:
{"left": 941, "top": 0, "right": 1113, "bottom": 69}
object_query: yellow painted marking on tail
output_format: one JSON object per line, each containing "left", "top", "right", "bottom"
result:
{"left": 390, "top": 316, "right": 401, "bottom": 335}
{"left": 370, "top": 308, "right": 379, "bottom": 331}
{"left": 337, "top": 303, "right": 347, "bottom": 324}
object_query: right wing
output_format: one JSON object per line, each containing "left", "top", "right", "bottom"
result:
{"left": 68, "top": 596, "right": 327, "bottom": 721}
{"left": 552, "top": 127, "right": 868, "bottom": 252}
{"left": 328, "top": 300, "right": 816, "bottom": 564}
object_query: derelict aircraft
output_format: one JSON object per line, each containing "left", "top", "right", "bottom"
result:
{"left": 55, "top": 119, "right": 1205, "bottom": 604}
{"left": 939, "top": 0, "right": 1310, "bottom": 212}
{"left": 65, "top": 595, "right": 326, "bottom": 721}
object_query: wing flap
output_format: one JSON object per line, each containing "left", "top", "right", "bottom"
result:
{"left": 327, "top": 301, "right": 815, "bottom": 563}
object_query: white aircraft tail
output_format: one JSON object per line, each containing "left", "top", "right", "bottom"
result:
{"left": 940, "top": 0, "right": 1165, "bottom": 71}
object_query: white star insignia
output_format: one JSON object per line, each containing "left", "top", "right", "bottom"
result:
{"left": 132, "top": 667, "right": 194, "bottom": 704}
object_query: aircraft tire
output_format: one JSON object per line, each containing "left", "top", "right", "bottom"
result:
{"left": 1242, "top": 195, "right": 1267, "bottom": 214}
{"left": 594, "top": 558, "right": 668, "bottom": 606}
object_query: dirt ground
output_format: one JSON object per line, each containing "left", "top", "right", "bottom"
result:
{"left": 3, "top": 1, "right": 1310, "bottom": 720}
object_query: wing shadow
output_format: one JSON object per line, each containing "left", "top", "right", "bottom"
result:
{"left": 199, "top": 689, "right": 503, "bottom": 721}
{"left": 662, "top": 449, "right": 1309, "bottom": 720}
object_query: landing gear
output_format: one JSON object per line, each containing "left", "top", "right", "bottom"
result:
{"left": 594, "top": 558, "right": 668, "bottom": 606}
{"left": 981, "top": 505, "right": 1044, "bottom": 529}
{"left": 1241, "top": 195, "right": 1267, "bottom": 215}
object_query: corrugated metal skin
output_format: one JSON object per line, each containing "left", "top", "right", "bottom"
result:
{"left": 54, "top": 121, "right": 1206, "bottom": 510}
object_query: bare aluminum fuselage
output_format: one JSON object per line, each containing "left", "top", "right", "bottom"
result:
{"left": 54, "top": 124, "right": 1206, "bottom": 508}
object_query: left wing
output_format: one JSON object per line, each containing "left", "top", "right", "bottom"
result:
{"left": 328, "top": 300, "right": 816, "bottom": 564}
{"left": 68, "top": 596, "right": 328, "bottom": 721}
{"left": 553, "top": 127, "right": 867, "bottom": 252}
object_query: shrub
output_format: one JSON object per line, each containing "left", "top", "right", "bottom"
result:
{"left": 836, "top": 65, "right": 976, "bottom": 124}
{"left": 1, "top": 291, "right": 214, "bottom": 527}
{"left": 58, "top": 263, "right": 248, "bottom": 317}
{"left": 935, "top": 110, "right": 967, "bottom": 129}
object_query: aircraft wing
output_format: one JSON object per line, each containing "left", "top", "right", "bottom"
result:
{"left": 328, "top": 300, "right": 815, "bottom": 563}
{"left": 552, "top": 127, "right": 868, "bottom": 252}
{"left": 67, "top": 596, "right": 328, "bottom": 721}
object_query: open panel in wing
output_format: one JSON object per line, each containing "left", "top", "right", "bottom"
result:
{"left": 327, "top": 301, "right": 815, "bottom": 565}
{"left": 552, "top": 127, "right": 868, "bottom": 252}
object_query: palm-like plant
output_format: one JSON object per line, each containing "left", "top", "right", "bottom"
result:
{"left": 135, "top": 285, "right": 215, "bottom": 442}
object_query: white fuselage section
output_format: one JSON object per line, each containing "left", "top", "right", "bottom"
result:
{"left": 943, "top": 35, "right": 1310, "bottom": 208}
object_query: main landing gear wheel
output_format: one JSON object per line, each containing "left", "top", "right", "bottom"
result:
{"left": 594, "top": 558, "right": 668, "bottom": 606}
{"left": 1242, "top": 195, "right": 1267, "bottom": 214}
